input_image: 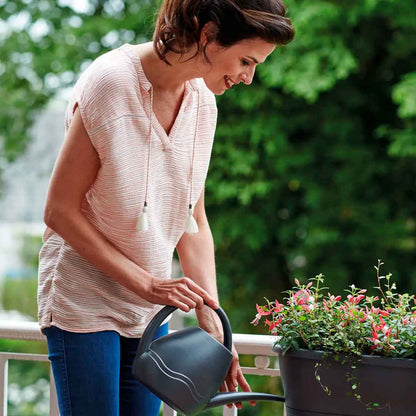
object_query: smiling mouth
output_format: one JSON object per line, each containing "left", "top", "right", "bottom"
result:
{"left": 224, "top": 75, "right": 236, "bottom": 89}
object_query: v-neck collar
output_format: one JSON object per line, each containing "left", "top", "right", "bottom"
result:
{"left": 120, "top": 43, "right": 198, "bottom": 150}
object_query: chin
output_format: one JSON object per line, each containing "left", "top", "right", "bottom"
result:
{"left": 207, "top": 85, "right": 226, "bottom": 96}
{"left": 203, "top": 78, "right": 226, "bottom": 95}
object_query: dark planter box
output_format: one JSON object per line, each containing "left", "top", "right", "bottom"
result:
{"left": 274, "top": 346, "right": 416, "bottom": 416}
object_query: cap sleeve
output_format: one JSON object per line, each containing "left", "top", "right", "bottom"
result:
{"left": 65, "top": 53, "right": 138, "bottom": 160}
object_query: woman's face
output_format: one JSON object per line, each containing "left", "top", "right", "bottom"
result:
{"left": 201, "top": 37, "right": 276, "bottom": 95}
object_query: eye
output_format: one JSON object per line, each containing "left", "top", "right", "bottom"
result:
{"left": 241, "top": 59, "right": 250, "bottom": 66}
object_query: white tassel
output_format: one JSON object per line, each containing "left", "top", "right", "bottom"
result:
{"left": 137, "top": 204, "right": 148, "bottom": 232}
{"left": 185, "top": 205, "right": 199, "bottom": 235}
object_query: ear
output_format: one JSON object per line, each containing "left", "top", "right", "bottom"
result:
{"left": 199, "top": 21, "right": 219, "bottom": 45}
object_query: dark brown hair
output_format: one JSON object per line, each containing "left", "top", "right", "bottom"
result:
{"left": 153, "top": 0, "right": 295, "bottom": 65}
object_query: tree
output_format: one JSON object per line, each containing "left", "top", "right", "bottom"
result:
{"left": 0, "top": 0, "right": 157, "bottom": 163}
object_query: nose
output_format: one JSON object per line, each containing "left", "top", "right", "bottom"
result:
{"left": 240, "top": 66, "right": 255, "bottom": 85}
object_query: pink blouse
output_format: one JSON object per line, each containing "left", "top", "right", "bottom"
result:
{"left": 38, "top": 44, "right": 217, "bottom": 337}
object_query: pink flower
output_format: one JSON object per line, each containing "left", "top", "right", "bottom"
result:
{"left": 292, "top": 290, "right": 307, "bottom": 305}
{"left": 256, "top": 304, "right": 271, "bottom": 316}
{"left": 347, "top": 294, "right": 364, "bottom": 304}
{"left": 273, "top": 300, "right": 284, "bottom": 313}
{"left": 250, "top": 315, "right": 261, "bottom": 326}
{"left": 328, "top": 293, "right": 341, "bottom": 303}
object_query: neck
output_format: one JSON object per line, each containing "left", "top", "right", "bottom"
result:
{"left": 137, "top": 42, "right": 206, "bottom": 93}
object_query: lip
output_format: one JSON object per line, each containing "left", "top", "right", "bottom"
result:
{"left": 224, "top": 75, "right": 235, "bottom": 90}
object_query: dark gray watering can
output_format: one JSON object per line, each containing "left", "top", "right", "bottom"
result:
{"left": 132, "top": 304, "right": 285, "bottom": 415}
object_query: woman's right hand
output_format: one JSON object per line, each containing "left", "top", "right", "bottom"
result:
{"left": 141, "top": 276, "right": 219, "bottom": 312}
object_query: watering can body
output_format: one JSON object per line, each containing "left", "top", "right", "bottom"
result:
{"left": 132, "top": 304, "right": 284, "bottom": 415}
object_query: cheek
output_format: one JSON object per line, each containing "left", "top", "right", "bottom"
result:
{"left": 211, "top": 55, "right": 240, "bottom": 77}
{"left": 215, "top": 64, "right": 238, "bottom": 79}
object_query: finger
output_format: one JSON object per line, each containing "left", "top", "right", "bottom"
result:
{"left": 168, "top": 299, "right": 193, "bottom": 313}
{"left": 224, "top": 360, "right": 241, "bottom": 409}
{"left": 228, "top": 359, "right": 239, "bottom": 391}
{"left": 170, "top": 291, "right": 199, "bottom": 311}
{"left": 226, "top": 382, "right": 241, "bottom": 410}
{"left": 219, "top": 382, "right": 234, "bottom": 409}
{"left": 237, "top": 368, "right": 251, "bottom": 392}
{"left": 182, "top": 278, "right": 219, "bottom": 309}
{"left": 237, "top": 368, "right": 256, "bottom": 406}
{"left": 165, "top": 288, "right": 199, "bottom": 312}
{"left": 179, "top": 285, "right": 205, "bottom": 309}
{"left": 219, "top": 381, "right": 227, "bottom": 393}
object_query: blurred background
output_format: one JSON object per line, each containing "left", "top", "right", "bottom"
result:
{"left": 0, "top": 0, "right": 415, "bottom": 414}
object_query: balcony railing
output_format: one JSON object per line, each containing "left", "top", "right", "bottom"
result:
{"left": 0, "top": 321, "right": 283, "bottom": 416}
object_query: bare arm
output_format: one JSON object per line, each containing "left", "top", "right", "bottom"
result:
{"left": 176, "top": 189, "right": 253, "bottom": 407}
{"left": 176, "top": 189, "right": 225, "bottom": 343}
{"left": 44, "top": 106, "right": 218, "bottom": 312}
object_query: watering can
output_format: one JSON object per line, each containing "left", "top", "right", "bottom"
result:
{"left": 132, "top": 304, "right": 285, "bottom": 415}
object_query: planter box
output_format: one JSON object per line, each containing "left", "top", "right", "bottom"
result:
{"left": 274, "top": 346, "right": 416, "bottom": 416}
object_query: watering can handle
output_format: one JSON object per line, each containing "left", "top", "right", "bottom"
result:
{"left": 137, "top": 303, "right": 233, "bottom": 357}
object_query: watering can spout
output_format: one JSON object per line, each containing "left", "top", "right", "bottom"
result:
{"left": 205, "top": 392, "right": 285, "bottom": 409}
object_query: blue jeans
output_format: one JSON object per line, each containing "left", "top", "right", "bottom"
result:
{"left": 44, "top": 323, "right": 169, "bottom": 416}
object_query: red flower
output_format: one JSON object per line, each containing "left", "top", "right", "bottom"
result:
{"left": 265, "top": 317, "right": 281, "bottom": 331}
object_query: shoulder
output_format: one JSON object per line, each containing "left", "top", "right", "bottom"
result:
{"left": 78, "top": 47, "right": 137, "bottom": 99}
{"left": 72, "top": 47, "right": 140, "bottom": 132}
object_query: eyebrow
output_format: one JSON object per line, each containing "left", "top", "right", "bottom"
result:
{"left": 247, "top": 56, "right": 263, "bottom": 64}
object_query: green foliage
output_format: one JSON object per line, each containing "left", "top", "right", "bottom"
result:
{"left": 1, "top": 233, "right": 42, "bottom": 320}
{"left": 0, "top": 0, "right": 159, "bottom": 166}
{"left": 1, "top": 277, "right": 38, "bottom": 320}
{"left": 19, "top": 233, "right": 42, "bottom": 269}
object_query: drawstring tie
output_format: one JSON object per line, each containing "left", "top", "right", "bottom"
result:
{"left": 137, "top": 86, "right": 200, "bottom": 235}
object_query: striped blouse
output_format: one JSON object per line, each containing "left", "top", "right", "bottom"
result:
{"left": 37, "top": 43, "right": 218, "bottom": 337}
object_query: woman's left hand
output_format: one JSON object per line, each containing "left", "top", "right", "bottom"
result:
{"left": 220, "top": 344, "right": 256, "bottom": 409}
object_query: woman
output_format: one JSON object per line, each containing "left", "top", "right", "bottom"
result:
{"left": 37, "top": 0, "right": 294, "bottom": 414}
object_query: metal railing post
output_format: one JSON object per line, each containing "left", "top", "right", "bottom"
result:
{"left": 0, "top": 356, "right": 8, "bottom": 416}
{"left": 49, "top": 367, "right": 59, "bottom": 416}
{"left": 163, "top": 403, "right": 177, "bottom": 416}
{"left": 223, "top": 404, "right": 238, "bottom": 416}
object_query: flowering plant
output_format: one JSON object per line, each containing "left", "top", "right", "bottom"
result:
{"left": 252, "top": 260, "right": 416, "bottom": 358}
